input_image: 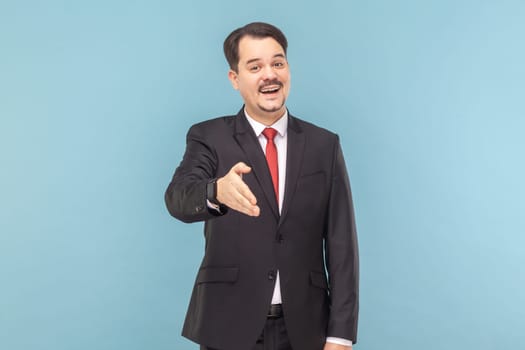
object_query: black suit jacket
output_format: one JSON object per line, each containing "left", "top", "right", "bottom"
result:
{"left": 165, "top": 109, "right": 359, "bottom": 350}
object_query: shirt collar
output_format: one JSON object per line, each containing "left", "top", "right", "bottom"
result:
{"left": 244, "top": 108, "right": 288, "bottom": 137}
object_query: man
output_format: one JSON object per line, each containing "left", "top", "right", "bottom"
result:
{"left": 165, "top": 22, "right": 358, "bottom": 350}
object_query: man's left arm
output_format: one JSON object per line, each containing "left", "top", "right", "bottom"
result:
{"left": 324, "top": 135, "right": 359, "bottom": 345}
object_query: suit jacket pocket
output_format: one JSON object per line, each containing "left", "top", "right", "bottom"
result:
{"left": 196, "top": 266, "right": 239, "bottom": 284}
{"left": 298, "top": 170, "right": 326, "bottom": 182}
{"left": 309, "top": 271, "right": 328, "bottom": 289}
{"left": 295, "top": 171, "right": 327, "bottom": 213}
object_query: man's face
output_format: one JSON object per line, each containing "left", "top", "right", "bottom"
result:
{"left": 228, "top": 36, "right": 290, "bottom": 124}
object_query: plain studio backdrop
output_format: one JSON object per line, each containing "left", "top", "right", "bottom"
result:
{"left": 1, "top": 1, "right": 524, "bottom": 349}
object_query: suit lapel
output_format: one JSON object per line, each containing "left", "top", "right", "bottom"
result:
{"left": 278, "top": 114, "right": 305, "bottom": 227}
{"left": 233, "top": 109, "right": 280, "bottom": 219}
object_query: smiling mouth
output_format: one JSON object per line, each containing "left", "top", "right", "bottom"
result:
{"left": 259, "top": 81, "right": 283, "bottom": 94}
{"left": 260, "top": 86, "right": 280, "bottom": 94}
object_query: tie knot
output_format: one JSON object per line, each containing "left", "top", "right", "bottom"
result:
{"left": 262, "top": 128, "right": 278, "bottom": 141}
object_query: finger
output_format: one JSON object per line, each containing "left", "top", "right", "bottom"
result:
{"left": 235, "top": 202, "right": 260, "bottom": 217}
{"left": 228, "top": 194, "right": 260, "bottom": 217}
{"left": 232, "top": 162, "right": 252, "bottom": 175}
{"left": 232, "top": 189, "right": 258, "bottom": 212}
{"left": 236, "top": 180, "right": 257, "bottom": 206}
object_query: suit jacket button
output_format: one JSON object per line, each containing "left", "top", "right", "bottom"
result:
{"left": 277, "top": 234, "right": 284, "bottom": 243}
{"left": 268, "top": 270, "right": 276, "bottom": 280}
{"left": 195, "top": 205, "right": 204, "bottom": 212}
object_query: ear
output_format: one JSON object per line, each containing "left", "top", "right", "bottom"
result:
{"left": 228, "top": 69, "right": 239, "bottom": 90}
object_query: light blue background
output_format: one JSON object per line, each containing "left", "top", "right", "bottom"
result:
{"left": 1, "top": 1, "right": 524, "bottom": 349}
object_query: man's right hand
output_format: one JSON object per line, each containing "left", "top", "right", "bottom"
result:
{"left": 216, "top": 162, "right": 260, "bottom": 217}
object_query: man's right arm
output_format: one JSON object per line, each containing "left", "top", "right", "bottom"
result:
{"left": 165, "top": 125, "right": 222, "bottom": 223}
{"left": 165, "top": 125, "right": 259, "bottom": 223}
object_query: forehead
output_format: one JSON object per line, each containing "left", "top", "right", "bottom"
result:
{"left": 238, "top": 36, "right": 286, "bottom": 63}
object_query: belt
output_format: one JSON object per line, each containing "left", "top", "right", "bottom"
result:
{"left": 267, "top": 304, "right": 283, "bottom": 318}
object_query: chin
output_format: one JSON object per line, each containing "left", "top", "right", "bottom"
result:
{"left": 259, "top": 101, "right": 286, "bottom": 114}
{"left": 260, "top": 107, "right": 284, "bottom": 114}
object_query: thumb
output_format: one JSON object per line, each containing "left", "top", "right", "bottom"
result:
{"left": 232, "top": 162, "right": 252, "bottom": 175}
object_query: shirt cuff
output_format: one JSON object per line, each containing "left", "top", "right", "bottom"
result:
{"left": 326, "top": 337, "right": 352, "bottom": 347}
{"left": 207, "top": 199, "right": 221, "bottom": 212}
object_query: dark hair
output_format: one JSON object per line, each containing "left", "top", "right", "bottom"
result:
{"left": 223, "top": 22, "right": 288, "bottom": 72}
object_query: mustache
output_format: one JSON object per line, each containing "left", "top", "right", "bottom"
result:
{"left": 259, "top": 80, "right": 283, "bottom": 89}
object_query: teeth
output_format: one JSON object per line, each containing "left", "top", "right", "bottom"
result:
{"left": 261, "top": 86, "right": 279, "bottom": 93}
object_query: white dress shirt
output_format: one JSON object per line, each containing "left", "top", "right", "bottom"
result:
{"left": 244, "top": 111, "right": 288, "bottom": 306}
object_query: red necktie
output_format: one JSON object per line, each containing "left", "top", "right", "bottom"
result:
{"left": 262, "top": 128, "right": 279, "bottom": 203}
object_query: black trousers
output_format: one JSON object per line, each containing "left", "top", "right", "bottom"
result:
{"left": 200, "top": 316, "right": 293, "bottom": 350}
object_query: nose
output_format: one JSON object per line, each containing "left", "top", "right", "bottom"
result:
{"left": 261, "top": 64, "right": 277, "bottom": 80}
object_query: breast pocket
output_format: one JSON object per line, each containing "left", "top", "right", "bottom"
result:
{"left": 294, "top": 171, "right": 327, "bottom": 213}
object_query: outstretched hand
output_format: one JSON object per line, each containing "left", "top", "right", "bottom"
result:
{"left": 216, "top": 162, "right": 260, "bottom": 217}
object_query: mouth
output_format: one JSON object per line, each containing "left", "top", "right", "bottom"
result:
{"left": 259, "top": 82, "right": 283, "bottom": 95}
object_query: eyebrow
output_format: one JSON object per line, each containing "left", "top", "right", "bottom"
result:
{"left": 245, "top": 53, "right": 286, "bottom": 65}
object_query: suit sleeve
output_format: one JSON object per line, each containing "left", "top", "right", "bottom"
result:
{"left": 325, "top": 135, "right": 359, "bottom": 343}
{"left": 165, "top": 124, "right": 225, "bottom": 223}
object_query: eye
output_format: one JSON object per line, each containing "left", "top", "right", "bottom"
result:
{"left": 249, "top": 65, "right": 261, "bottom": 72}
{"left": 274, "top": 61, "right": 286, "bottom": 68}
